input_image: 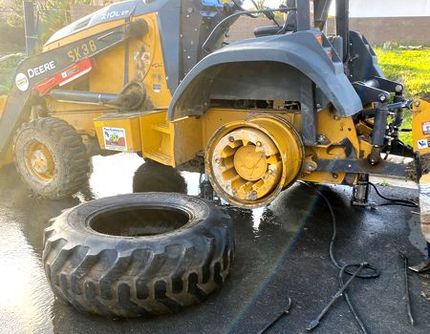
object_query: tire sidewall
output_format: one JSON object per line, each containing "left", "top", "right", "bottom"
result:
{"left": 52, "top": 193, "right": 230, "bottom": 252}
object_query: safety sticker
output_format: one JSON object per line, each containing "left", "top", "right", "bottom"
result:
{"left": 417, "top": 138, "right": 430, "bottom": 150}
{"left": 153, "top": 83, "right": 161, "bottom": 93}
{"left": 423, "top": 122, "right": 430, "bottom": 135}
{"left": 103, "top": 127, "right": 127, "bottom": 151}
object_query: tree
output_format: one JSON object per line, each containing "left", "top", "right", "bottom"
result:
{"left": 253, "top": 0, "right": 268, "bottom": 10}
{"left": 0, "top": 1, "right": 92, "bottom": 29}
{"left": 0, "top": 0, "right": 93, "bottom": 45}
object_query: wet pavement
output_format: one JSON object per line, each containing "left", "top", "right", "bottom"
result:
{"left": 0, "top": 152, "right": 429, "bottom": 333}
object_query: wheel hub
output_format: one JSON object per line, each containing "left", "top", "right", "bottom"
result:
{"left": 206, "top": 116, "right": 304, "bottom": 208}
{"left": 233, "top": 144, "right": 268, "bottom": 181}
{"left": 26, "top": 141, "right": 55, "bottom": 181}
{"left": 31, "top": 150, "right": 49, "bottom": 173}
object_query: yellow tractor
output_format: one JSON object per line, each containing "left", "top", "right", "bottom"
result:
{"left": 1, "top": 0, "right": 430, "bottom": 238}
{"left": 2, "top": 0, "right": 429, "bottom": 319}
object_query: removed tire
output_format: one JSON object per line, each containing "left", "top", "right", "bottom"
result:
{"left": 43, "top": 193, "right": 234, "bottom": 318}
{"left": 133, "top": 160, "right": 187, "bottom": 193}
{"left": 13, "top": 117, "right": 90, "bottom": 199}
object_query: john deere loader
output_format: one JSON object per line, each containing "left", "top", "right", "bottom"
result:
{"left": 2, "top": 0, "right": 427, "bottom": 319}
{"left": 1, "top": 0, "right": 429, "bottom": 230}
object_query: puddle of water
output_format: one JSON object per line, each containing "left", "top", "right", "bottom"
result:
{"left": 0, "top": 153, "right": 315, "bottom": 334}
{"left": 0, "top": 211, "right": 54, "bottom": 334}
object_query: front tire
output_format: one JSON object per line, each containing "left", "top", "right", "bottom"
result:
{"left": 13, "top": 117, "right": 90, "bottom": 199}
{"left": 133, "top": 160, "right": 187, "bottom": 193}
{"left": 42, "top": 193, "right": 234, "bottom": 318}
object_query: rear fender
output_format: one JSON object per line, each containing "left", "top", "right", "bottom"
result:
{"left": 168, "top": 31, "right": 363, "bottom": 122}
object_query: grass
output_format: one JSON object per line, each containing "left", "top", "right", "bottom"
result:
{"left": 375, "top": 48, "right": 430, "bottom": 97}
{"left": 375, "top": 47, "right": 430, "bottom": 145}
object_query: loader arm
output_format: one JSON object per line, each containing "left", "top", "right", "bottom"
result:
{"left": 0, "top": 22, "right": 142, "bottom": 160}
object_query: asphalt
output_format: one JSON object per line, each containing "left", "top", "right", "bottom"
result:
{"left": 0, "top": 152, "right": 429, "bottom": 334}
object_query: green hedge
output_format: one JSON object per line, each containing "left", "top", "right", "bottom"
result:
{"left": 0, "top": 23, "right": 25, "bottom": 53}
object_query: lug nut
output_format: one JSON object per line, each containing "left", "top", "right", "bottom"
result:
{"left": 256, "top": 141, "right": 262, "bottom": 147}
{"left": 228, "top": 136, "right": 235, "bottom": 142}
{"left": 249, "top": 191, "right": 258, "bottom": 200}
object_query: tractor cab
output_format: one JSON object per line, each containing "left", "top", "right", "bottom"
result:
{"left": 44, "top": 0, "right": 238, "bottom": 89}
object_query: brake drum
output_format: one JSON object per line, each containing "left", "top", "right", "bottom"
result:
{"left": 206, "top": 115, "right": 304, "bottom": 208}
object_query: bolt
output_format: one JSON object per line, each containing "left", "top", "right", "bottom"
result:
{"left": 395, "top": 85, "right": 403, "bottom": 93}
{"left": 317, "top": 134, "right": 328, "bottom": 145}
{"left": 332, "top": 173, "right": 339, "bottom": 179}
{"left": 268, "top": 166, "right": 275, "bottom": 174}
{"left": 249, "top": 191, "right": 258, "bottom": 201}
{"left": 256, "top": 141, "right": 262, "bottom": 147}
{"left": 228, "top": 136, "right": 235, "bottom": 142}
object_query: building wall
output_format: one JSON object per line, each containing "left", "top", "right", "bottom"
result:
{"left": 226, "top": 16, "right": 270, "bottom": 42}
{"left": 68, "top": 3, "right": 430, "bottom": 46}
{"left": 350, "top": 0, "right": 430, "bottom": 18}
{"left": 349, "top": 16, "right": 430, "bottom": 45}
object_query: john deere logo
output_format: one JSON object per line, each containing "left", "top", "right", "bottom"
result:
{"left": 15, "top": 73, "right": 29, "bottom": 92}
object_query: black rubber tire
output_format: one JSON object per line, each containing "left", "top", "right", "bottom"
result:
{"left": 13, "top": 117, "right": 90, "bottom": 199}
{"left": 133, "top": 160, "right": 187, "bottom": 193}
{"left": 42, "top": 193, "right": 234, "bottom": 318}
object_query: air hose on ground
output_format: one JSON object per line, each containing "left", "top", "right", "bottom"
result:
{"left": 302, "top": 181, "right": 418, "bottom": 333}
{"left": 259, "top": 181, "right": 418, "bottom": 333}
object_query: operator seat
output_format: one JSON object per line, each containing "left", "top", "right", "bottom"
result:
{"left": 254, "top": 0, "right": 296, "bottom": 37}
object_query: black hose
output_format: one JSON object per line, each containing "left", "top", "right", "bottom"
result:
{"left": 299, "top": 181, "right": 379, "bottom": 334}
{"left": 298, "top": 179, "right": 417, "bottom": 332}
{"left": 367, "top": 182, "right": 418, "bottom": 208}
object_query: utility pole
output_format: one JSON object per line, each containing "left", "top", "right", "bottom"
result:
{"left": 23, "top": 1, "right": 37, "bottom": 55}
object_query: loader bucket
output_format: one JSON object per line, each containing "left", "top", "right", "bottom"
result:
{"left": 412, "top": 99, "right": 430, "bottom": 243}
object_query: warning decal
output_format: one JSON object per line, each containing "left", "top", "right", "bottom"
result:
{"left": 423, "top": 122, "right": 430, "bottom": 135}
{"left": 103, "top": 127, "right": 127, "bottom": 151}
{"left": 417, "top": 138, "right": 430, "bottom": 150}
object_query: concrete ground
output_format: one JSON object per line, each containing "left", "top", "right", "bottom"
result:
{"left": 0, "top": 153, "right": 429, "bottom": 334}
